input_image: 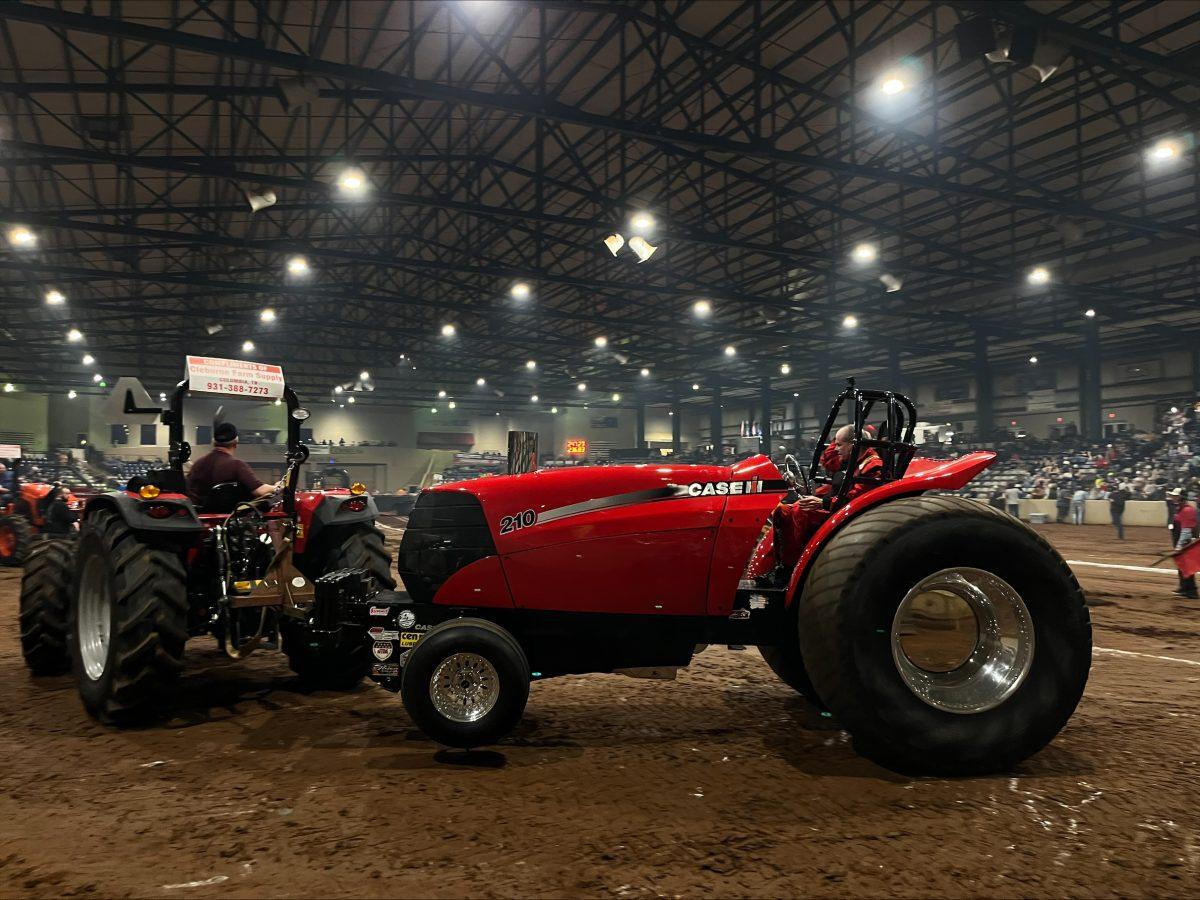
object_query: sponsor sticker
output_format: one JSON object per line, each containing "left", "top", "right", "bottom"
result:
{"left": 368, "top": 626, "right": 400, "bottom": 641}
{"left": 728, "top": 608, "right": 751, "bottom": 620}
{"left": 372, "top": 641, "right": 394, "bottom": 661}
{"left": 372, "top": 663, "right": 399, "bottom": 677}
{"left": 397, "top": 650, "right": 411, "bottom": 667}
{"left": 397, "top": 610, "right": 416, "bottom": 629}
{"left": 368, "top": 606, "right": 390, "bottom": 617}
{"left": 399, "top": 632, "right": 422, "bottom": 647}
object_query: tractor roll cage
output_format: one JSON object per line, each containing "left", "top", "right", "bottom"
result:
{"left": 124, "top": 379, "right": 309, "bottom": 515}
{"left": 809, "top": 378, "right": 918, "bottom": 507}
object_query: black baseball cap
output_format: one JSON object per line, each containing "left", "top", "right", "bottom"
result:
{"left": 214, "top": 422, "right": 239, "bottom": 445}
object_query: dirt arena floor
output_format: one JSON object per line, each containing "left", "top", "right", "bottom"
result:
{"left": 1, "top": 520, "right": 1197, "bottom": 898}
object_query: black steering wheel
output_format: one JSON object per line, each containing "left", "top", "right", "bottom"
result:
{"left": 782, "top": 454, "right": 810, "bottom": 493}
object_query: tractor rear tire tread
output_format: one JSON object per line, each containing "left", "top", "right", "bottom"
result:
{"left": 19, "top": 539, "right": 75, "bottom": 675}
{"left": 71, "top": 509, "right": 189, "bottom": 725}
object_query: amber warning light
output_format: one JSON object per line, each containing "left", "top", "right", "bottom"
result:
{"left": 565, "top": 439, "right": 588, "bottom": 455}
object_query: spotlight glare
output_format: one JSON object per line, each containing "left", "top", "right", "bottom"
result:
{"left": 640, "top": 368, "right": 650, "bottom": 377}
{"left": 851, "top": 242, "right": 878, "bottom": 265}
{"left": 551, "top": 406, "right": 558, "bottom": 414}
{"left": 692, "top": 383, "right": 700, "bottom": 391}
{"left": 780, "top": 363, "right": 791, "bottom": 375}
{"left": 67, "top": 328, "right": 83, "bottom": 342}
{"left": 242, "top": 340, "right": 255, "bottom": 353}
{"left": 611, "top": 393, "right": 621, "bottom": 402}
{"left": 594, "top": 336, "right": 608, "bottom": 349}
{"left": 7, "top": 226, "right": 36, "bottom": 248}
{"left": 44, "top": 289, "right": 66, "bottom": 306}
{"left": 81, "top": 354, "right": 94, "bottom": 366}
{"left": 359, "top": 370, "right": 370, "bottom": 381}
{"left": 448, "top": 401, "right": 456, "bottom": 409}
{"left": 347, "top": 396, "right": 356, "bottom": 404}
{"left": 438, "top": 390, "right": 447, "bottom": 398}
{"left": 476, "top": 377, "right": 486, "bottom": 386}
{"left": 531, "top": 394, "right": 539, "bottom": 403}
{"left": 842, "top": 314, "right": 859, "bottom": 329}
{"left": 92, "top": 373, "right": 102, "bottom": 383}
{"left": 441, "top": 323, "right": 457, "bottom": 337}
{"left": 336, "top": 166, "right": 368, "bottom": 196}
{"left": 2, "top": 383, "right": 13, "bottom": 393}
{"left": 335, "top": 386, "right": 344, "bottom": 394}
{"left": 510, "top": 282, "right": 532, "bottom": 301}
{"left": 692, "top": 299, "right": 712, "bottom": 318}
{"left": 577, "top": 382, "right": 587, "bottom": 392}
{"left": 286, "top": 255, "right": 310, "bottom": 277}
{"left": 1029, "top": 355, "right": 1039, "bottom": 364}
{"left": 630, "top": 212, "right": 656, "bottom": 234}
{"left": 259, "top": 308, "right": 276, "bottom": 323}
{"left": 880, "top": 76, "right": 907, "bottom": 96}
{"left": 1027, "top": 266, "right": 1051, "bottom": 286}
{"left": 723, "top": 345, "right": 737, "bottom": 357}
{"left": 1084, "top": 308, "right": 1096, "bottom": 318}
{"left": 1147, "top": 138, "right": 1182, "bottom": 164}
{"left": 525, "top": 359, "right": 536, "bottom": 370}
{"left": 68, "top": 390, "right": 77, "bottom": 399}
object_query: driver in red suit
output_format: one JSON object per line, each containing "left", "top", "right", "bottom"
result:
{"left": 772, "top": 425, "right": 882, "bottom": 571}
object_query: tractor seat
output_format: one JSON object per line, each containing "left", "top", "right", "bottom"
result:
{"left": 200, "top": 482, "right": 247, "bottom": 514}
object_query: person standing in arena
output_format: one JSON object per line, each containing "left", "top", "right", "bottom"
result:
{"left": 1056, "top": 485, "right": 1071, "bottom": 524}
{"left": 1071, "top": 485, "right": 1087, "bottom": 525}
{"left": 1172, "top": 490, "right": 1198, "bottom": 599}
{"left": 1004, "top": 483, "right": 1021, "bottom": 518}
{"left": 1108, "top": 483, "right": 1128, "bottom": 540}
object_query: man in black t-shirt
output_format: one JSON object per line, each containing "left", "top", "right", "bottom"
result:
{"left": 186, "top": 422, "right": 278, "bottom": 509}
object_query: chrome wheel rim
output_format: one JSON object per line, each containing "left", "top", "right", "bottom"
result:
{"left": 891, "top": 567, "right": 1034, "bottom": 714}
{"left": 77, "top": 553, "right": 112, "bottom": 681}
{"left": 429, "top": 652, "right": 500, "bottom": 723}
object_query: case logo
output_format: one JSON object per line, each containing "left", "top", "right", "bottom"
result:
{"left": 686, "top": 479, "right": 767, "bottom": 497}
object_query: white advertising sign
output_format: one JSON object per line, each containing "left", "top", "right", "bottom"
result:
{"left": 0, "top": 444, "right": 22, "bottom": 458}
{"left": 186, "top": 356, "right": 285, "bottom": 400}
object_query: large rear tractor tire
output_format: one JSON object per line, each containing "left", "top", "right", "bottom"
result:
{"left": 68, "top": 509, "right": 189, "bottom": 724}
{"left": 797, "top": 495, "right": 1091, "bottom": 776}
{"left": 19, "top": 539, "right": 76, "bottom": 675}
{"left": 0, "top": 514, "right": 33, "bottom": 567}
{"left": 759, "top": 634, "right": 826, "bottom": 711}
{"left": 286, "top": 525, "right": 395, "bottom": 689}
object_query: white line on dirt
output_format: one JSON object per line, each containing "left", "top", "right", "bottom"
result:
{"left": 1095, "top": 646, "right": 1200, "bottom": 667}
{"left": 377, "top": 522, "right": 405, "bottom": 532}
{"left": 1067, "top": 560, "right": 1173, "bottom": 576}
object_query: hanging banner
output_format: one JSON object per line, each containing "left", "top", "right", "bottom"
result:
{"left": 186, "top": 356, "right": 285, "bottom": 399}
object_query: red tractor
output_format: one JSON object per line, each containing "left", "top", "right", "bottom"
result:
{"left": 19, "top": 366, "right": 394, "bottom": 724}
{"left": 326, "top": 384, "right": 1090, "bottom": 775}
{"left": 0, "top": 458, "right": 81, "bottom": 566}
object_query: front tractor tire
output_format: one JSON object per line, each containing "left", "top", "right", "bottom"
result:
{"left": 797, "top": 495, "right": 1091, "bottom": 776}
{"left": 400, "top": 619, "right": 530, "bottom": 748}
{"left": 68, "top": 509, "right": 189, "bottom": 725}
{"left": 0, "top": 514, "right": 33, "bottom": 567}
{"left": 286, "top": 525, "right": 395, "bottom": 690}
{"left": 19, "top": 539, "right": 76, "bottom": 675}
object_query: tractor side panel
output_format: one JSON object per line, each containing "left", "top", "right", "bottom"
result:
{"left": 430, "top": 554, "right": 513, "bottom": 608}
{"left": 502, "top": 527, "right": 716, "bottom": 615}
{"left": 705, "top": 492, "right": 783, "bottom": 616}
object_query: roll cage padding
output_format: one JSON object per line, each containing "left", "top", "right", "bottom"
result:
{"left": 808, "top": 379, "right": 918, "bottom": 507}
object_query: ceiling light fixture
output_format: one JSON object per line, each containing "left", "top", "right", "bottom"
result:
{"left": 1027, "top": 266, "right": 1051, "bottom": 286}
{"left": 67, "top": 328, "right": 83, "bottom": 342}
{"left": 603, "top": 234, "right": 625, "bottom": 256}
{"left": 441, "top": 323, "right": 457, "bottom": 337}
{"left": 842, "top": 314, "right": 859, "bottom": 329}
{"left": 44, "top": 289, "right": 66, "bottom": 306}
{"left": 286, "top": 255, "right": 310, "bottom": 277}
{"left": 851, "top": 242, "right": 878, "bottom": 264}
{"left": 259, "top": 308, "right": 276, "bottom": 323}
{"left": 780, "top": 363, "right": 791, "bottom": 375}
{"left": 640, "top": 368, "right": 650, "bottom": 377}
{"left": 336, "top": 166, "right": 368, "bottom": 197}
{"left": 594, "top": 336, "right": 608, "bottom": 349}
{"left": 630, "top": 212, "right": 656, "bottom": 234}
{"left": 510, "top": 282, "right": 532, "bottom": 301}
{"left": 628, "top": 235, "right": 658, "bottom": 263}
{"left": 81, "top": 354, "right": 94, "bottom": 365}
{"left": 723, "top": 345, "right": 737, "bottom": 357}
{"left": 476, "top": 377, "right": 486, "bottom": 386}
{"left": 242, "top": 340, "right": 255, "bottom": 353}
{"left": 68, "top": 390, "right": 77, "bottom": 399}
{"left": 525, "top": 359, "right": 536, "bottom": 370}
{"left": 7, "top": 226, "right": 36, "bottom": 248}
{"left": 693, "top": 299, "right": 712, "bottom": 318}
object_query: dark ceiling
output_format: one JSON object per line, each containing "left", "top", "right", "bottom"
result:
{"left": 0, "top": 0, "right": 1198, "bottom": 413}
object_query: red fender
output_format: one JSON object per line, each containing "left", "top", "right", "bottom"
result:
{"left": 783, "top": 451, "right": 997, "bottom": 607}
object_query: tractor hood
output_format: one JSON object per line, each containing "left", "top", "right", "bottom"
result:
{"left": 426, "top": 454, "right": 782, "bottom": 525}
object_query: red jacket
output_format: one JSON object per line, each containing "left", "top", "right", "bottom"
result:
{"left": 1174, "top": 502, "right": 1197, "bottom": 530}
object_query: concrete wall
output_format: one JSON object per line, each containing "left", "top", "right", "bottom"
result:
{"left": 1016, "top": 499, "right": 1169, "bottom": 527}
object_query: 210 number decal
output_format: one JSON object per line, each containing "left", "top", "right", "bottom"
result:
{"left": 499, "top": 508, "right": 537, "bottom": 534}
